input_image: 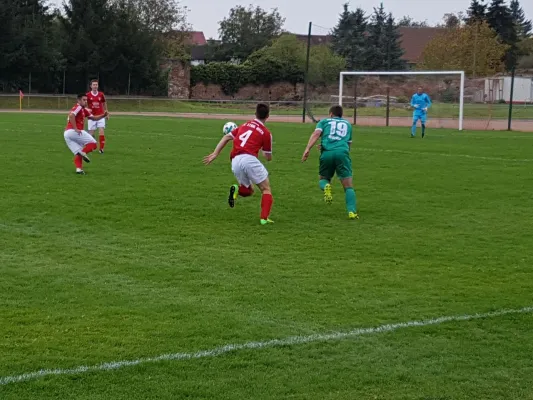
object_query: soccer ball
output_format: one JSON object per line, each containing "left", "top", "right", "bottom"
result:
{"left": 223, "top": 122, "right": 237, "bottom": 135}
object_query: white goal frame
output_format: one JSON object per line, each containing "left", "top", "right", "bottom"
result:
{"left": 339, "top": 71, "right": 466, "bottom": 131}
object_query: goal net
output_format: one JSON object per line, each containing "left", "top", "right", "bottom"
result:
{"left": 335, "top": 71, "right": 467, "bottom": 131}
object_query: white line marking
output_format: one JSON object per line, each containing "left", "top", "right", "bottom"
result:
{"left": 1, "top": 306, "right": 531, "bottom": 386}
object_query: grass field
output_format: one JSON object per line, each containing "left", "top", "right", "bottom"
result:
{"left": 1, "top": 95, "right": 533, "bottom": 119}
{"left": 1, "top": 113, "right": 533, "bottom": 399}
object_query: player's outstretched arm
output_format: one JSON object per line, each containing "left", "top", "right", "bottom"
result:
{"left": 203, "top": 134, "right": 233, "bottom": 165}
{"left": 301, "top": 129, "right": 322, "bottom": 162}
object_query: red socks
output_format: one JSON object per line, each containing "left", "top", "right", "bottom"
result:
{"left": 74, "top": 155, "right": 82, "bottom": 169}
{"left": 99, "top": 135, "right": 105, "bottom": 151}
{"left": 260, "top": 193, "right": 273, "bottom": 220}
{"left": 83, "top": 143, "right": 97, "bottom": 153}
{"left": 238, "top": 185, "right": 254, "bottom": 197}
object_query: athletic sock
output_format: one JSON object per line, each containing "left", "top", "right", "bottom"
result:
{"left": 260, "top": 193, "right": 273, "bottom": 220}
{"left": 319, "top": 179, "right": 329, "bottom": 191}
{"left": 74, "top": 155, "right": 83, "bottom": 169}
{"left": 411, "top": 124, "right": 417, "bottom": 136}
{"left": 99, "top": 134, "right": 105, "bottom": 151}
{"left": 344, "top": 187, "right": 357, "bottom": 213}
{"left": 83, "top": 143, "right": 97, "bottom": 153}
{"left": 422, "top": 124, "right": 426, "bottom": 136}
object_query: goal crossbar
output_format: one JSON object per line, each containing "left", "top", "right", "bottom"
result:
{"left": 339, "top": 71, "right": 466, "bottom": 131}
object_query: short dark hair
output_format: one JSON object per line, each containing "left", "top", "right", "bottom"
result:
{"left": 255, "top": 103, "right": 270, "bottom": 120}
{"left": 77, "top": 93, "right": 86, "bottom": 100}
{"left": 329, "top": 105, "right": 343, "bottom": 118}
{"left": 90, "top": 79, "right": 98, "bottom": 84}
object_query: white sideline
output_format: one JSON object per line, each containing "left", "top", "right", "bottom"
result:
{"left": 1, "top": 306, "right": 531, "bottom": 386}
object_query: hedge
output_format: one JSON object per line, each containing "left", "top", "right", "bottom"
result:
{"left": 191, "top": 58, "right": 305, "bottom": 96}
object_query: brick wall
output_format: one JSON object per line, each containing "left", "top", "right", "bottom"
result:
{"left": 161, "top": 59, "right": 190, "bottom": 99}
{"left": 163, "top": 64, "right": 485, "bottom": 101}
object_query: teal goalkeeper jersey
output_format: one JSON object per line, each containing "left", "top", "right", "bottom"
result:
{"left": 316, "top": 117, "right": 353, "bottom": 153}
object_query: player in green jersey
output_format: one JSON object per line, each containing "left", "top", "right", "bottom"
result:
{"left": 301, "top": 105, "right": 358, "bottom": 220}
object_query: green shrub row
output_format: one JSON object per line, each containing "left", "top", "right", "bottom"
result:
{"left": 190, "top": 59, "right": 305, "bottom": 96}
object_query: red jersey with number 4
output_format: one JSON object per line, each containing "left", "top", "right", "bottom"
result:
{"left": 66, "top": 104, "right": 92, "bottom": 130}
{"left": 86, "top": 91, "right": 106, "bottom": 115}
{"left": 229, "top": 119, "right": 272, "bottom": 160}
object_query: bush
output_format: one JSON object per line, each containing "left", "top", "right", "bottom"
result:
{"left": 191, "top": 35, "right": 343, "bottom": 95}
{"left": 396, "top": 95, "right": 409, "bottom": 104}
{"left": 191, "top": 63, "right": 250, "bottom": 96}
{"left": 440, "top": 88, "right": 457, "bottom": 103}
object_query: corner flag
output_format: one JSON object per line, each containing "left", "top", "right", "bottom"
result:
{"left": 19, "top": 90, "right": 24, "bottom": 111}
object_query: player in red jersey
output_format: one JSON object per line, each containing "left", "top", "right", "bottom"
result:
{"left": 203, "top": 103, "right": 274, "bottom": 225}
{"left": 64, "top": 93, "right": 108, "bottom": 174}
{"left": 86, "top": 79, "right": 108, "bottom": 154}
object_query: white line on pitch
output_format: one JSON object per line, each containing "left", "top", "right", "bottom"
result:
{"left": 1, "top": 306, "right": 531, "bottom": 386}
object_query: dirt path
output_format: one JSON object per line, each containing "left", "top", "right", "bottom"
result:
{"left": 2, "top": 109, "right": 532, "bottom": 132}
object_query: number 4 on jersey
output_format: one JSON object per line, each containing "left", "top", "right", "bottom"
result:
{"left": 238, "top": 130, "right": 253, "bottom": 147}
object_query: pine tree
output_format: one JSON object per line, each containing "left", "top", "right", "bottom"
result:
{"left": 466, "top": 0, "right": 487, "bottom": 24}
{"left": 365, "top": 3, "right": 387, "bottom": 70}
{"left": 510, "top": 0, "right": 532, "bottom": 38}
{"left": 384, "top": 13, "right": 406, "bottom": 70}
{"left": 331, "top": 4, "right": 367, "bottom": 70}
{"left": 487, "top": 0, "right": 519, "bottom": 69}
{"left": 347, "top": 8, "right": 368, "bottom": 70}
{"left": 331, "top": 4, "right": 353, "bottom": 60}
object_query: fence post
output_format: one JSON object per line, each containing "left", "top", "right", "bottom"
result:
{"left": 302, "top": 22, "right": 312, "bottom": 123}
{"left": 63, "top": 69, "right": 66, "bottom": 95}
{"left": 386, "top": 86, "right": 390, "bottom": 127}
{"left": 127, "top": 73, "right": 131, "bottom": 96}
{"left": 507, "top": 67, "right": 515, "bottom": 131}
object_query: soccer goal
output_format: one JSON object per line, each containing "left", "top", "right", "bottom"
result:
{"left": 338, "top": 71, "right": 466, "bottom": 131}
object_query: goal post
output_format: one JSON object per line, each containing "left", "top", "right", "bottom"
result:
{"left": 338, "top": 71, "right": 466, "bottom": 131}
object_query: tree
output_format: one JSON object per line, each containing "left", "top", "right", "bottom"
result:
{"left": 216, "top": 5, "right": 285, "bottom": 62}
{"left": 510, "top": 0, "right": 532, "bottom": 39}
{"left": 365, "top": 3, "right": 387, "bottom": 70}
{"left": 364, "top": 3, "right": 405, "bottom": 70}
{"left": 487, "top": 0, "right": 519, "bottom": 69}
{"left": 441, "top": 12, "right": 464, "bottom": 28}
{"left": 60, "top": 0, "right": 170, "bottom": 94}
{"left": 466, "top": 0, "right": 487, "bottom": 24}
{"left": 123, "top": 0, "right": 190, "bottom": 59}
{"left": 0, "top": 0, "right": 63, "bottom": 92}
{"left": 125, "top": 0, "right": 189, "bottom": 33}
{"left": 419, "top": 21, "right": 509, "bottom": 76}
{"left": 246, "top": 34, "right": 344, "bottom": 86}
{"left": 398, "top": 16, "right": 429, "bottom": 27}
{"left": 383, "top": 13, "right": 406, "bottom": 70}
{"left": 308, "top": 45, "right": 346, "bottom": 86}
{"left": 331, "top": 5, "right": 368, "bottom": 70}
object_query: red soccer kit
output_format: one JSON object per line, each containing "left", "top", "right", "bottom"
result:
{"left": 229, "top": 119, "right": 272, "bottom": 160}
{"left": 86, "top": 91, "right": 106, "bottom": 116}
{"left": 66, "top": 104, "right": 92, "bottom": 130}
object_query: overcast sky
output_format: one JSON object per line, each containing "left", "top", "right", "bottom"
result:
{"left": 180, "top": 0, "right": 533, "bottom": 38}
{"left": 49, "top": 0, "right": 532, "bottom": 39}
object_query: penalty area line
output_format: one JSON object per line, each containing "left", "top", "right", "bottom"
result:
{"left": 1, "top": 306, "right": 531, "bottom": 386}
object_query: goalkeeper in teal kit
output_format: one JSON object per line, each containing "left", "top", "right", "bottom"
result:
{"left": 411, "top": 86, "right": 432, "bottom": 138}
